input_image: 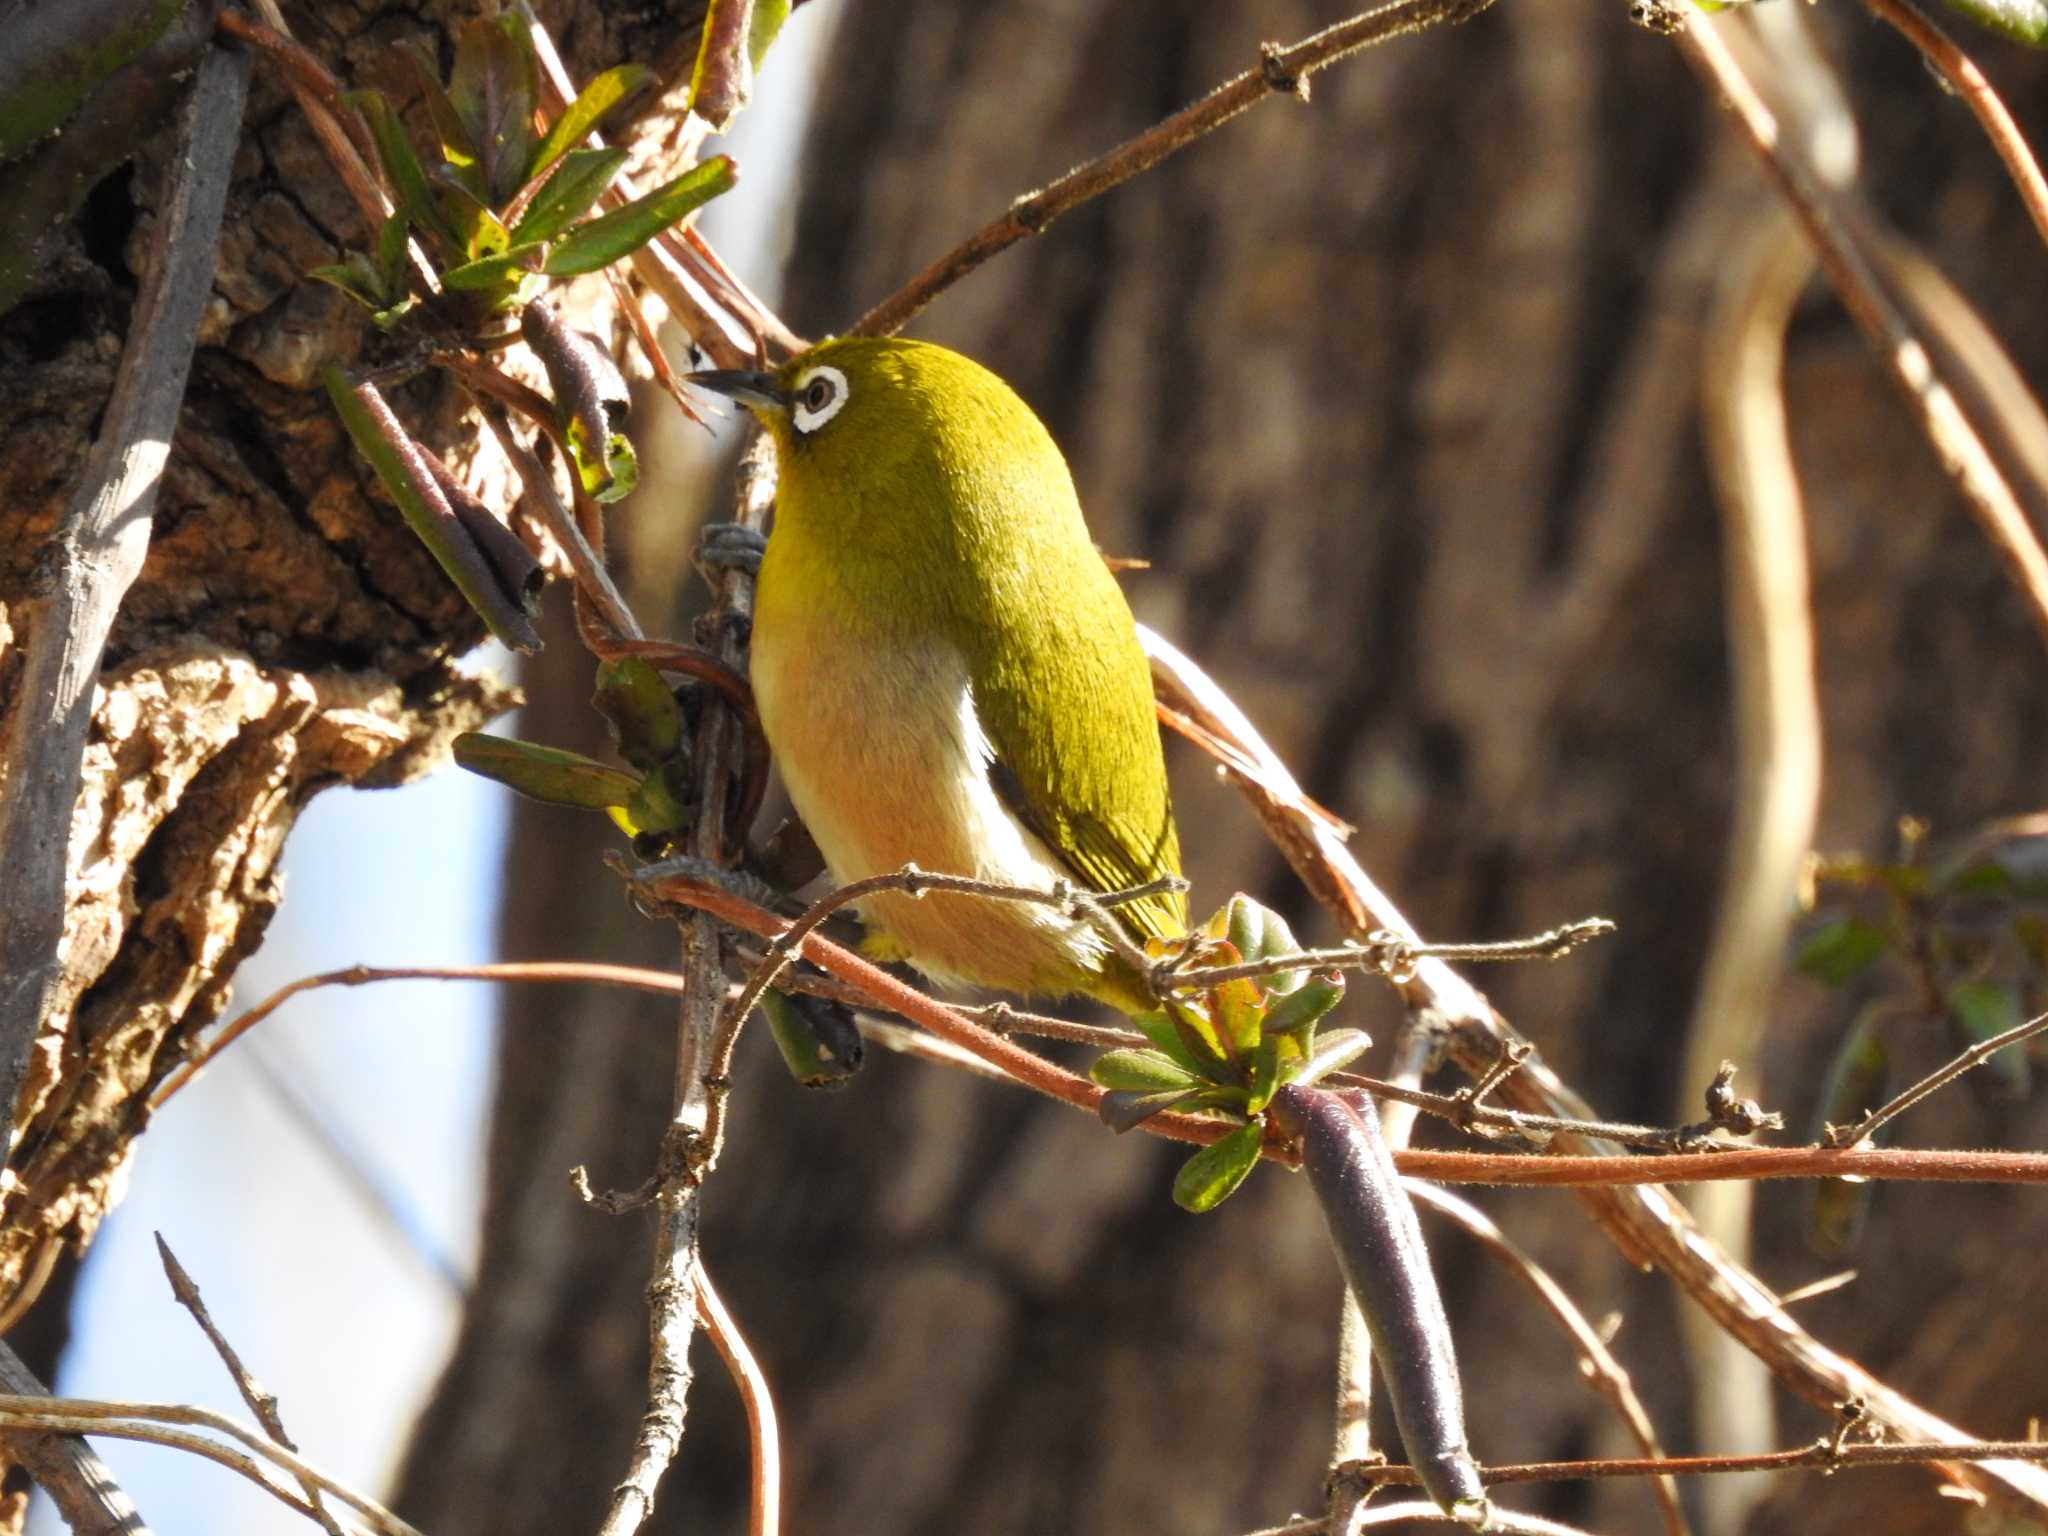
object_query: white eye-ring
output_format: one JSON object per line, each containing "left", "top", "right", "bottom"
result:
{"left": 791, "top": 365, "right": 848, "bottom": 433}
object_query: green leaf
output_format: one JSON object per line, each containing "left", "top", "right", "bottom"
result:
{"left": 449, "top": 13, "right": 540, "bottom": 206}
{"left": 308, "top": 253, "right": 388, "bottom": 311}
{"left": 1090, "top": 1049, "right": 1201, "bottom": 1095}
{"left": 1246, "top": 1042, "right": 1283, "bottom": 1114}
{"left": 355, "top": 90, "right": 458, "bottom": 251}
{"left": 511, "top": 146, "right": 629, "bottom": 246}
{"left": 623, "top": 761, "right": 693, "bottom": 836}
{"left": 1794, "top": 917, "right": 1888, "bottom": 987}
{"left": 594, "top": 657, "right": 684, "bottom": 771}
{"left": 1288, "top": 1028, "right": 1373, "bottom": 1088}
{"left": 1163, "top": 994, "right": 1230, "bottom": 1073}
{"left": 1936, "top": 0, "right": 2048, "bottom": 43}
{"left": 760, "top": 988, "right": 863, "bottom": 1088}
{"left": 748, "top": 0, "right": 794, "bottom": 69}
{"left": 529, "top": 64, "right": 651, "bottom": 182}
{"left": 542, "top": 156, "right": 737, "bottom": 276}
{"left": 468, "top": 207, "right": 513, "bottom": 263}
{"left": 375, "top": 212, "right": 412, "bottom": 295}
{"left": 441, "top": 246, "right": 543, "bottom": 291}
{"left": 1210, "top": 976, "right": 1264, "bottom": 1055}
{"left": 1262, "top": 975, "right": 1345, "bottom": 1038}
{"left": 1172, "top": 1121, "right": 1265, "bottom": 1212}
{"left": 321, "top": 367, "right": 539, "bottom": 651}
{"left": 1132, "top": 1009, "right": 1224, "bottom": 1082}
{"left": 401, "top": 40, "right": 484, "bottom": 191}
{"left": 453, "top": 732, "right": 638, "bottom": 810}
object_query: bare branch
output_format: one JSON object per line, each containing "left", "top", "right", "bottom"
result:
{"left": 0, "top": 1341, "right": 151, "bottom": 1536}
{"left": 155, "top": 1238, "right": 349, "bottom": 1536}
{"left": 851, "top": 0, "right": 1500, "bottom": 338}
{"left": 1825, "top": 1010, "right": 2048, "bottom": 1147}
{"left": 1855, "top": 0, "right": 2048, "bottom": 252}
{"left": 695, "top": 1265, "right": 780, "bottom": 1536}
{"left": 1675, "top": 12, "right": 2048, "bottom": 654}
{"left": 0, "top": 40, "right": 249, "bottom": 1129}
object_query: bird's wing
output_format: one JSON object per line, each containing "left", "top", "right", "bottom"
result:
{"left": 975, "top": 645, "right": 1186, "bottom": 946}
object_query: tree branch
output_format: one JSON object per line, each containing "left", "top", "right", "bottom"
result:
{"left": 850, "top": 0, "right": 1501, "bottom": 338}
{"left": 0, "top": 39, "right": 249, "bottom": 1131}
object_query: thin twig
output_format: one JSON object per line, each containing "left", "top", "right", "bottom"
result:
{"left": 1162, "top": 919, "right": 1613, "bottom": 992}
{"left": 155, "top": 1237, "right": 349, "bottom": 1536}
{"left": 1825, "top": 1010, "right": 2048, "bottom": 1146}
{"left": 0, "top": 1341, "right": 152, "bottom": 1536}
{"left": 1676, "top": 12, "right": 2048, "bottom": 654}
{"left": 0, "top": 1393, "right": 421, "bottom": 1536}
{"left": 0, "top": 40, "right": 248, "bottom": 1134}
{"left": 1248, "top": 1506, "right": 1603, "bottom": 1536}
{"left": 695, "top": 1265, "right": 779, "bottom": 1536}
{"left": 850, "top": 0, "right": 1500, "bottom": 338}
{"left": 1855, "top": 0, "right": 2048, "bottom": 252}
{"left": 466, "top": 389, "right": 645, "bottom": 641}
{"left": 594, "top": 438, "right": 773, "bottom": 1536}
{"left": 1405, "top": 1184, "right": 1687, "bottom": 1536}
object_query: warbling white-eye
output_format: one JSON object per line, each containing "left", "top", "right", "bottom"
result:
{"left": 688, "top": 337, "right": 1184, "bottom": 1012}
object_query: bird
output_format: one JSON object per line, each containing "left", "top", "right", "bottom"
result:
{"left": 688, "top": 336, "right": 1184, "bottom": 1013}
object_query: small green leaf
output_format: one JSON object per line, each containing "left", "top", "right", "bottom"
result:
{"left": 542, "top": 155, "right": 737, "bottom": 276}
{"left": 1246, "top": 1042, "right": 1283, "bottom": 1114}
{"left": 747, "top": 0, "right": 794, "bottom": 69}
{"left": 1288, "top": 1028, "right": 1373, "bottom": 1088}
{"left": 401, "top": 40, "right": 483, "bottom": 189}
{"left": 1211, "top": 976, "right": 1264, "bottom": 1055}
{"left": 1172, "top": 1121, "right": 1265, "bottom": 1212}
{"left": 529, "top": 64, "right": 651, "bottom": 182}
{"left": 449, "top": 13, "right": 539, "bottom": 206}
{"left": 623, "top": 761, "right": 693, "bottom": 836}
{"left": 468, "top": 207, "right": 513, "bottom": 262}
{"left": 511, "top": 146, "right": 629, "bottom": 246}
{"left": 1163, "top": 994, "right": 1230, "bottom": 1073}
{"left": 308, "top": 254, "right": 388, "bottom": 311}
{"left": 1936, "top": 0, "right": 2048, "bottom": 44}
{"left": 355, "top": 90, "right": 458, "bottom": 251}
{"left": 375, "top": 212, "right": 412, "bottom": 295}
{"left": 441, "top": 246, "right": 542, "bottom": 291}
{"left": 453, "top": 732, "right": 638, "bottom": 810}
{"left": 1794, "top": 917, "right": 1888, "bottom": 987}
{"left": 1090, "top": 1049, "right": 1201, "bottom": 1094}
{"left": 594, "top": 657, "right": 684, "bottom": 771}
{"left": 1132, "top": 1009, "right": 1224, "bottom": 1081}
{"left": 1262, "top": 975, "right": 1345, "bottom": 1038}
{"left": 760, "top": 988, "right": 863, "bottom": 1088}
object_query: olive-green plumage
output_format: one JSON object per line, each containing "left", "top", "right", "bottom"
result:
{"left": 701, "top": 337, "right": 1183, "bottom": 1011}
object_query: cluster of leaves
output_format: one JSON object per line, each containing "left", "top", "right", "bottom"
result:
{"left": 1796, "top": 815, "right": 2048, "bottom": 1252}
{"left": 456, "top": 655, "right": 697, "bottom": 841}
{"left": 317, "top": 15, "right": 734, "bottom": 328}
{"left": 1091, "top": 896, "right": 1366, "bottom": 1213}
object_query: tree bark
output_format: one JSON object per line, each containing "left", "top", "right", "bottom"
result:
{"left": 0, "top": 0, "right": 704, "bottom": 1370}
{"left": 404, "top": 2, "right": 2048, "bottom": 1535}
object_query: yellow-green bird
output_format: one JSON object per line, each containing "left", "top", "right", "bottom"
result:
{"left": 689, "top": 337, "right": 1183, "bottom": 1012}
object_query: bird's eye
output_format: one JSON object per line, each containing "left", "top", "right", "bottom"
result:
{"left": 791, "top": 365, "right": 848, "bottom": 434}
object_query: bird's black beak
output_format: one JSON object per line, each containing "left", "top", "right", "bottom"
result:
{"left": 685, "top": 370, "right": 786, "bottom": 413}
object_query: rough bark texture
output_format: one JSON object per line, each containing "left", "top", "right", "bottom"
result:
{"left": 0, "top": 0, "right": 709, "bottom": 1358}
{"left": 400, "top": 3, "right": 2048, "bottom": 1535}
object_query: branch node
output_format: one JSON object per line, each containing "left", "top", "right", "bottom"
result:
{"left": 1259, "top": 42, "right": 1311, "bottom": 100}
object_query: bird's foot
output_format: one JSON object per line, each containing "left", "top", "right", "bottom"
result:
{"left": 696, "top": 521, "right": 768, "bottom": 579}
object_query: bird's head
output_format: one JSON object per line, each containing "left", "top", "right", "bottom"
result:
{"left": 685, "top": 337, "right": 1063, "bottom": 503}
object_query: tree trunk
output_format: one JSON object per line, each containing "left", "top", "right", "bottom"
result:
{"left": 405, "top": 2, "right": 2048, "bottom": 1535}
{"left": 0, "top": 0, "right": 701, "bottom": 1426}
